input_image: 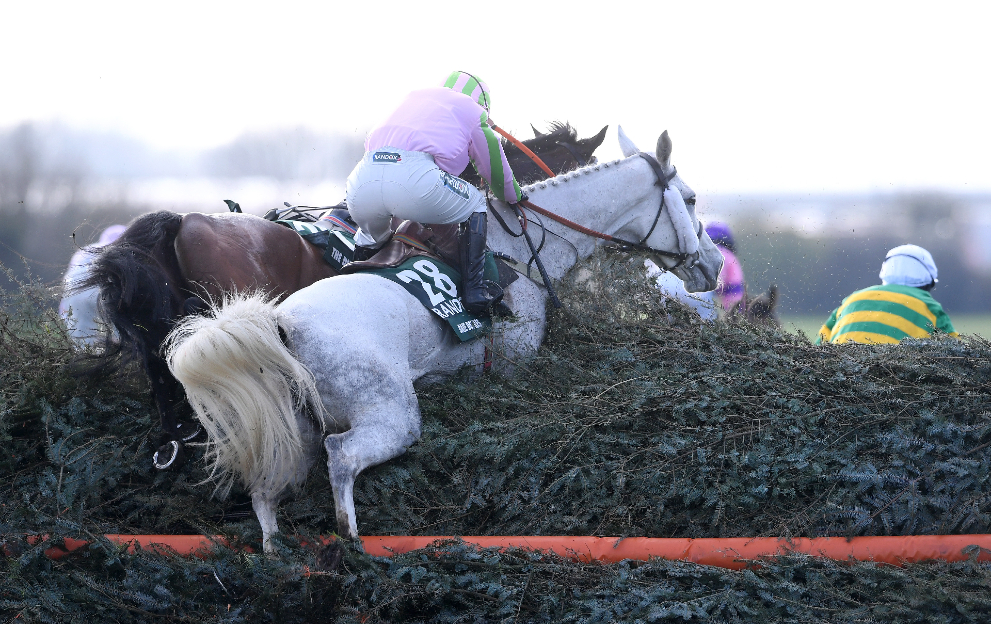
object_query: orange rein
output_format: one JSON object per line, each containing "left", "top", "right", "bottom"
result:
{"left": 489, "top": 122, "right": 557, "bottom": 178}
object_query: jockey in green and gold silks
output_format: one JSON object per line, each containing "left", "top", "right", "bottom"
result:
{"left": 816, "top": 284, "right": 957, "bottom": 344}
{"left": 816, "top": 244, "right": 958, "bottom": 345}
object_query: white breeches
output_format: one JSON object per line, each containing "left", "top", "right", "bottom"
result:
{"left": 346, "top": 147, "right": 486, "bottom": 247}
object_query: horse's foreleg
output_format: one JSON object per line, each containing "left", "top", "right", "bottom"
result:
{"left": 323, "top": 393, "right": 422, "bottom": 541}
{"left": 146, "top": 355, "right": 195, "bottom": 470}
{"left": 146, "top": 355, "right": 179, "bottom": 437}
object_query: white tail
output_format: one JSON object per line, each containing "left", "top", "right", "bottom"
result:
{"left": 164, "top": 292, "right": 323, "bottom": 496}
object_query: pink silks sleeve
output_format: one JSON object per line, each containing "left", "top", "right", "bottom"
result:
{"left": 716, "top": 247, "right": 746, "bottom": 310}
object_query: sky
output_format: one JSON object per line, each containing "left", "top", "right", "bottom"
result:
{"left": 3, "top": 0, "right": 990, "bottom": 195}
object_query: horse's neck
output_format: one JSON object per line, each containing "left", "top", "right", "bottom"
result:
{"left": 488, "top": 157, "right": 655, "bottom": 281}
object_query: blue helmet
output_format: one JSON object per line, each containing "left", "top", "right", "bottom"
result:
{"left": 705, "top": 222, "right": 735, "bottom": 253}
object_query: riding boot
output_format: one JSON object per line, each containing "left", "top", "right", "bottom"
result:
{"left": 460, "top": 212, "right": 504, "bottom": 315}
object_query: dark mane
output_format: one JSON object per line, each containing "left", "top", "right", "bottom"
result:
{"left": 78, "top": 210, "right": 186, "bottom": 364}
{"left": 520, "top": 121, "right": 579, "bottom": 153}
{"left": 460, "top": 120, "right": 605, "bottom": 187}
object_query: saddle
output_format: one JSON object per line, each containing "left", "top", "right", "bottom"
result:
{"left": 339, "top": 220, "right": 461, "bottom": 274}
{"left": 269, "top": 204, "right": 519, "bottom": 305}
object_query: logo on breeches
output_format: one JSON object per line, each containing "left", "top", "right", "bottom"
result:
{"left": 372, "top": 152, "right": 402, "bottom": 163}
{"left": 440, "top": 171, "right": 471, "bottom": 200}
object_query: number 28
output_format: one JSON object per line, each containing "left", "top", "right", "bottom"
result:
{"left": 397, "top": 260, "right": 458, "bottom": 305}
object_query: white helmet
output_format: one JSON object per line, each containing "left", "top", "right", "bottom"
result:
{"left": 879, "top": 244, "right": 938, "bottom": 289}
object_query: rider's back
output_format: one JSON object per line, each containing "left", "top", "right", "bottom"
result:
{"left": 817, "top": 283, "right": 956, "bottom": 344}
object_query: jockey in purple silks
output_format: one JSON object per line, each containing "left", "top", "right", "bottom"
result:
{"left": 704, "top": 222, "right": 746, "bottom": 311}
{"left": 346, "top": 71, "right": 527, "bottom": 314}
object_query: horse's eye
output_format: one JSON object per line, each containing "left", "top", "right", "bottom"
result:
{"left": 685, "top": 196, "right": 697, "bottom": 206}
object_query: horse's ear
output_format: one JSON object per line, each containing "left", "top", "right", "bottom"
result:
{"left": 768, "top": 284, "right": 779, "bottom": 308}
{"left": 531, "top": 124, "right": 544, "bottom": 138}
{"left": 617, "top": 125, "right": 639, "bottom": 157}
{"left": 581, "top": 125, "right": 609, "bottom": 153}
{"left": 656, "top": 130, "right": 672, "bottom": 168}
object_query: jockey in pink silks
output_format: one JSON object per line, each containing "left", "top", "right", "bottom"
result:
{"left": 704, "top": 222, "right": 746, "bottom": 311}
{"left": 346, "top": 71, "right": 527, "bottom": 314}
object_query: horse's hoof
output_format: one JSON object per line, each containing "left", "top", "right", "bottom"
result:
{"left": 336, "top": 532, "right": 364, "bottom": 553}
{"left": 153, "top": 440, "right": 185, "bottom": 470}
{"left": 350, "top": 535, "right": 365, "bottom": 553}
{"left": 176, "top": 419, "right": 203, "bottom": 442}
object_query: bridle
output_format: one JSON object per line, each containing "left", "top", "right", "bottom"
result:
{"left": 493, "top": 152, "right": 703, "bottom": 271}
{"left": 465, "top": 85, "right": 700, "bottom": 271}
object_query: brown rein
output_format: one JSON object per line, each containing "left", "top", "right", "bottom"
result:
{"left": 515, "top": 159, "right": 692, "bottom": 264}
{"left": 491, "top": 126, "right": 694, "bottom": 268}
{"left": 519, "top": 199, "right": 617, "bottom": 244}
{"left": 489, "top": 124, "right": 633, "bottom": 246}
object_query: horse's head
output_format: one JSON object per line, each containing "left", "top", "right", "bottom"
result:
{"left": 510, "top": 122, "right": 608, "bottom": 183}
{"left": 460, "top": 122, "right": 607, "bottom": 188}
{"left": 617, "top": 126, "right": 722, "bottom": 293}
{"left": 731, "top": 284, "right": 781, "bottom": 327}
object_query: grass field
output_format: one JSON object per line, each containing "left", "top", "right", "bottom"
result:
{"left": 780, "top": 314, "right": 991, "bottom": 340}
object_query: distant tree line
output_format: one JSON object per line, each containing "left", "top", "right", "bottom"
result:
{"left": 205, "top": 127, "right": 365, "bottom": 182}
{"left": 734, "top": 197, "right": 991, "bottom": 315}
{"left": 2, "top": 121, "right": 988, "bottom": 315}
{"left": 0, "top": 122, "right": 364, "bottom": 290}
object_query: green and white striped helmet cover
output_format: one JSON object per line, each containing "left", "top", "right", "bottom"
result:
{"left": 442, "top": 71, "right": 491, "bottom": 112}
